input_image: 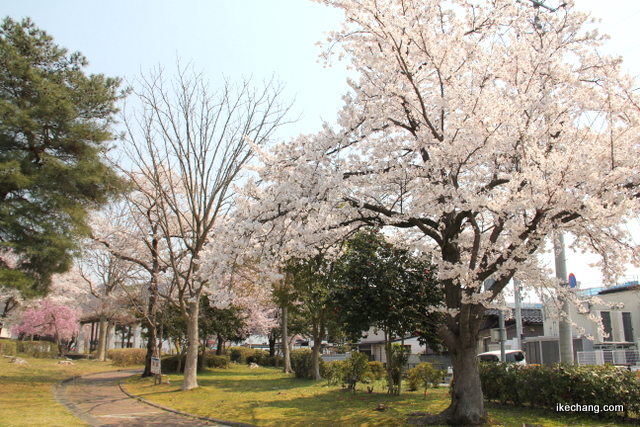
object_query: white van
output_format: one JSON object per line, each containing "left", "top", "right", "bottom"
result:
{"left": 477, "top": 350, "right": 527, "bottom": 365}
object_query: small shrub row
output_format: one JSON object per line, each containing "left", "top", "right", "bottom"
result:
{"left": 16, "top": 341, "right": 58, "bottom": 358}
{"left": 0, "top": 339, "right": 17, "bottom": 356}
{"left": 107, "top": 348, "right": 146, "bottom": 367}
{"left": 227, "top": 346, "right": 269, "bottom": 365}
{"left": 479, "top": 362, "right": 640, "bottom": 419}
{"left": 161, "top": 354, "right": 230, "bottom": 373}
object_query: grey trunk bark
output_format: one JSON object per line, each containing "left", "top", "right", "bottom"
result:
{"left": 281, "top": 305, "right": 292, "bottom": 374}
{"left": 181, "top": 300, "right": 200, "bottom": 390}
{"left": 95, "top": 316, "right": 108, "bottom": 361}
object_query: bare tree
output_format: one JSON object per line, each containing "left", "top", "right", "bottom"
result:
{"left": 78, "top": 249, "right": 134, "bottom": 361}
{"left": 123, "top": 65, "right": 291, "bottom": 390}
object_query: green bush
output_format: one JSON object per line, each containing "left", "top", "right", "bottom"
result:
{"left": 406, "top": 362, "right": 446, "bottom": 394}
{"left": 290, "top": 348, "right": 317, "bottom": 379}
{"left": 479, "top": 362, "right": 640, "bottom": 420}
{"left": 107, "top": 349, "right": 146, "bottom": 367}
{"left": 227, "top": 346, "right": 261, "bottom": 364}
{"left": 205, "top": 354, "right": 229, "bottom": 369}
{"left": 247, "top": 349, "right": 269, "bottom": 365}
{"left": 263, "top": 355, "right": 283, "bottom": 367}
{"left": 323, "top": 360, "right": 348, "bottom": 385}
{"left": 17, "top": 340, "right": 58, "bottom": 358}
{"left": 343, "top": 351, "right": 372, "bottom": 388}
{"left": 161, "top": 354, "right": 229, "bottom": 372}
{"left": 0, "top": 339, "right": 17, "bottom": 356}
{"left": 367, "top": 361, "right": 385, "bottom": 381}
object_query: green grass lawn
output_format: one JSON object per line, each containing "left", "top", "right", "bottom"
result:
{"left": 124, "top": 364, "right": 639, "bottom": 427}
{"left": 0, "top": 356, "right": 127, "bottom": 427}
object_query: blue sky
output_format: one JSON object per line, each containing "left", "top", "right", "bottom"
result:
{"left": 5, "top": 1, "right": 640, "bottom": 140}
{"left": 5, "top": 0, "right": 640, "bottom": 289}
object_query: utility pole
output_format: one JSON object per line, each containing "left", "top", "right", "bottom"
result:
{"left": 555, "top": 233, "right": 574, "bottom": 363}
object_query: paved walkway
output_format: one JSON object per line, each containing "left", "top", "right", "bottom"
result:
{"left": 53, "top": 370, "right": 253, "bottom": 427}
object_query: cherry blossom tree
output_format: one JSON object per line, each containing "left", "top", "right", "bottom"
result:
{"left": 78, "top": 247, "right": 135, "bottom": 361}
{"left": 243, "top": 0, "right": 640, "bottom": 424}
{"left": 13, "top": 300, "right": 79, "bottom": 355}
{"left": 123, "top": 64, "right": 291, "bottom": 390}
{"left": 90, "top": 184, "right": 172, "bottom": 376}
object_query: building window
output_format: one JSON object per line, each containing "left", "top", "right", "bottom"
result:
{"left": 622, "top": 312, "right": 634, "bottom": 342}
{"left": 601, "top": 311, "right": 613, "bottom": 342}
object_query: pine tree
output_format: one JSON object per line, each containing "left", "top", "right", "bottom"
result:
{"left": 0, "top": 17, "right": 125, "bottom": 296}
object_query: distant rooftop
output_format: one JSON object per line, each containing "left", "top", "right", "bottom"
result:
{"left": 484, "top": 307, "right": 543, "bottom": 324}
{"left": 575, "top": 279, "right": 640, "bottom": 298}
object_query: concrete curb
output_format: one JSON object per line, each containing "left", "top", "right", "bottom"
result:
{"left": 117, "top": 380, "right": 260, "bottom": 427}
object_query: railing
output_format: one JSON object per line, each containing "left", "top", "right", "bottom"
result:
{"left": 577, "top": 349, "right": 640, "bottom": 367}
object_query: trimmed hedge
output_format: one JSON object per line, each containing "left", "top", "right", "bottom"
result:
{"left": 479, "top": 362, "right": 640, "bottom": 419}
{"left": 161, "top": 354, "right": 230, "bottom": 373}
{"left": 0, "top": 339, "right": 17, "bottom": 356}
{"left": 227, "top": 347, "right": 269, "bottom": 365}
{"left": 17, "top": 341, "right": 58, "bottom": 358}
{"left": 107, "top": 348, "right": 146, "bottom": 367}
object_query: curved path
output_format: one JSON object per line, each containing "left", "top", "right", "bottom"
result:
{"left": 53, "top": 370, "right": 256, "bottom": 427}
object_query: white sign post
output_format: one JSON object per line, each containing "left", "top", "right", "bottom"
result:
{"left": 151, "top": 357, "right": 161, "bottom": 384}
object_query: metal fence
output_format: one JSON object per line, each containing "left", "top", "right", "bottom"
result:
{"left": 577, "top": 349, "right": 640, "bottom": 367}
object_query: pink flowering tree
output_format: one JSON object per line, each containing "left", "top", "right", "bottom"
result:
{"left": 13, "top": 300, "right": 79, "bottom": 355}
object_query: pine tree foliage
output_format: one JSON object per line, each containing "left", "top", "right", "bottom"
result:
{"left": 0, "top": 17, "right": 124, "bottom": 295}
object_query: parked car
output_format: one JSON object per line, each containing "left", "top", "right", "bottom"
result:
{"left": 478, "top": 350, "right": 526, "bottom": 365}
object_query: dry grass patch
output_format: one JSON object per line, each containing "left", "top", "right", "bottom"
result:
{"left": 0, "top": 356, "right": 129, "bottom": 427}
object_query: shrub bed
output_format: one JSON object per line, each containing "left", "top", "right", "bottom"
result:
{"left": 161, "top": 354, "right": 229, "bottom": 373}
{"left": 107, "top": 348, "right": 146, "bottom": 367}
{"left": 17, "top": 341, "right": 58, "bottom": 358}
{"left": 479, "top": 362, "right": 640, "bottom": 419}
{"left": 0, "top": 339, "right": 17, "bottom": 356}
{"left": 227, "top": 347, "right": 269, "bottom": 365}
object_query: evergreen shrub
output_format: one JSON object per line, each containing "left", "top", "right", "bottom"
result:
{"left": 17, "top": 341, "right": 58, "bottom": 358}
{"left": 479, "top": 362, "right": 640, "bottom": 419}
{"left": 290, "top": 348, "right": 317, "bottom": 379}
{"left": 406, "top": 362, "right": 446, "bottom": 393}
{"left": 0, "top": 339, "right": 17, "bottom": 356}
{"left": 107, "top": 349, "right": 146, "bottom": 367}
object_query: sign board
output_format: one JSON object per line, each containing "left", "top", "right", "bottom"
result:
{"left": 151, "top": 357, "right": 161, "bottom": 375}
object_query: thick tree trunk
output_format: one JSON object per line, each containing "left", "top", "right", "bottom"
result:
{"left": 268, "top": 332, "right": 276, "bottom": 357}
{"left": 310, "top": 316, "right": 325, "bottom": 381}
{"left": 410, "top": 302, "right": 486, "bottom": 426}
{"left": 281, "top": 305, "right": 292, "bottom": 374}
{"left": 94, "top": 316, "right": 108, "bottom": 361}
{"left": 181, "top": 300, "right": 200, "bottom": 390}
{"left": 216, "top": 333, "right": 224, "bottom": 356}
{"left": 142, "top": 319, "right": 158, "bottom": 377}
